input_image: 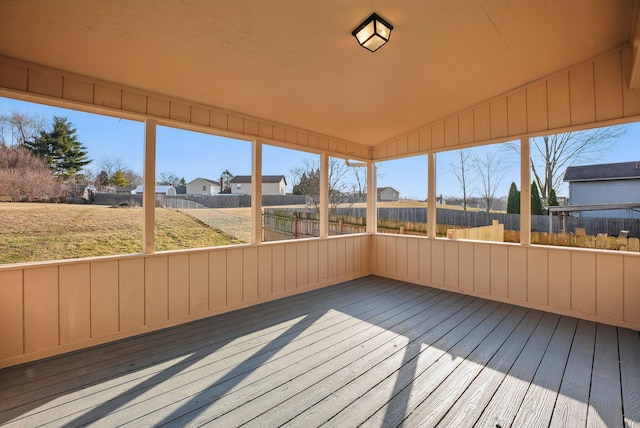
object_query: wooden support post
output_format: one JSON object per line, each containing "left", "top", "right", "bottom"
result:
{"left": 320, "top": 153, "right": 329, "bottom": 238}
{"left": 520, "top": 137, "right": 531, "bottom": 245}
{"left": 251, "top": 140, "right": 263, "bottom": 244}
{"left": 427, "top": 153, "right": 437, "bottom": 238}
{"left": 630, "top": 6, "right": 640, "bottom": 89}
{"left": 143, "top": 119, "right": 156, "bottom": 254}
{"left": 366, "top": 161, "right": 377, "bottom": 234}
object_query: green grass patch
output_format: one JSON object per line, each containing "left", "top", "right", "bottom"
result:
{"left": 0, "top": 203, "right": 241, "bottom": 264}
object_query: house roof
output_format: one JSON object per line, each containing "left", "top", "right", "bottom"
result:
{"left": 187, "top": 178, "right": 219, "bottom": 186}
{"left": 134, "top": 185, "right": 174, "bottom": 194}
{"left": 377, "top": 187, "right": 398, "bottom": 195}
{"left": 563, "top": 161, "right": 640, "bottom": 182}
{"left": 0, "top": 1, "right": 634, "bottom": 146}
{"left": 230, "top": 175, "right": 287, "bottom": 185}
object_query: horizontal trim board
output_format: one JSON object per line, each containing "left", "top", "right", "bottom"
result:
{"left": 0, "top": 55, "right": 371, "bottom": 162}
{"left": 374, "top": 46, "right": 640, "bottom": 161}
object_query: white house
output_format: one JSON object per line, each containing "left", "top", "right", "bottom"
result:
{"left": 563, "top": 161, "right": 640, "bottom": 218}
{"left": 230, "top": 175, "right": 287, "bottom": 195}
{"left": 186, "top": 178, "right": 221, "bottom": 195}
{"left": 377, "top": 186, "right": 400, "bottom": 202}
{"left": 132, "top": 185, "right": 176, "bottom": 196}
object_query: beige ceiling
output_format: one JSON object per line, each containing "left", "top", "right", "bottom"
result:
{"left": 0, "top": 0, "right": 636, "bottom": 146}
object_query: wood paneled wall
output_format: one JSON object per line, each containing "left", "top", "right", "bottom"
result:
{"left": 371, "top": 235, "right": 640, "bottom": 331}
{"left": 374, "top": 46, "right": 640, "bottom": 160}
{"left": 0, "top": 235, "right": 370, "bottom": 368}
{"left": 0, "top": 55, "right": 371, "bottom": 161}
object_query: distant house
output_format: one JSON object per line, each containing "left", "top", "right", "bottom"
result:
{"left": 377, "top": 186, "right": 399, "bottom": 202}
{"left": 186, "top": 178, "right": 220, "bottom": 195}
{"left": 563, "top": 161, "right": 640, "bottom": 218}
{"left": 115, "top": 185, "right": 137, "bottom": 194}
{"left": 132, "top": 185, "right": 176, "bottom": 196}
{"left": 230, "top": 175, "right": 287, "bottom": 195}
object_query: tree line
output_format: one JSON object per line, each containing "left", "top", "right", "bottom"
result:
{"left": 447, "top": 126, "right": 626, "bottom": 212}
{"left": 0, "top": 111, "right": 92, "bottom": 201}
{"left": 289, "top": 157, "right": 368, "bottom": 215}
{"left": 0, "top": 111, "right": 145, "bottom": 201}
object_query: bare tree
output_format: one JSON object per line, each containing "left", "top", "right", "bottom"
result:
{"left": 449, "top": 149, "right": 475, "bottom": 212}
{"left": 473, "top": 150, "right": 504, "bottom": 212}
{"left": 0, "top": 145, "right": 55, "bottom": 201}
{"left": 123, "top": 170, "right": 142, "bottom": 187}
{"left": 157, "top": 171, "right": 179, "bottom": 185}
{"left": 0, "top": 111, "right": 46, "bottom": 147}
{"left": 350, "top": 165, "right": 368, "bottom": 197}
{"left": 94, "top": 157, "right": 141, "bottom": 187}
{"left": 290, "top": 157, "right": 354, "bottom": 214}
{"left": 507, "top": 126, "right": 626, "bottom": 199}
{"left": 96, "top": 157, "right": 129, "bottom": 179}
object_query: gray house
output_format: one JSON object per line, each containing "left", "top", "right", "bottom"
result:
{"left": 377, "top": 186, "right": 400, "bottom": 202}
{"left": 563, "top": 161, "right": 640, "bottom": 218}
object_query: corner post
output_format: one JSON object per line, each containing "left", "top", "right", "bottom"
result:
{"left": 143, "top": 119, "right": 157, "bottom": 254}
{"left": 366, "top": 161, "right": 377, "bottom": 233}
{"left": 520, "top": 137, "right": 531, "bottom": 245}
{"left": 427, "top": 152, "right": 437, "bottom": 238}
{"left": 251, "top": 140, "right": 263, "bottom": 244}
{"left": 320, "top": 153, "right": 329, "bottom": 238}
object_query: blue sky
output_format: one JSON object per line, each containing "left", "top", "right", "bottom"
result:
{"left": 1, "top": 96, "right": 639, "bottom": 200}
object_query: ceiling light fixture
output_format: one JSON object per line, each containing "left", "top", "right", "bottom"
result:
{"left": 352, "top": 13, "right": 394, "bottom": 52}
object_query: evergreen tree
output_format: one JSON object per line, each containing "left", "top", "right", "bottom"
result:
{"left": 531, "top": 181, "right": 543, "bottom": 215}
{"left": 97, "top": 170, "right": 110, "bottom": 186}
{"left": 506, "top": 182, "right": 520, "bottom": 214}
{"left": 25, "top": 116, "right": 91, "bottom": 178}
{"left": 110, "top": 169, "right": 129, "bottom": 187}
{"left": 547, "top": 188, "right": 558, "bottom": 207}
{"left": 547, "top": 188, "right": 559, "bottom": 215}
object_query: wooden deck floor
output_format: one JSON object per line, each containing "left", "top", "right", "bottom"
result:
{"left": 1, "top": 275, "right": 639, "bottom": 427}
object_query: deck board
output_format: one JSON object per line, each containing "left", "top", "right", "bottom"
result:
{"left": 550, "top": 319, "right": 597, "bottom": 427}
{"left": 400, "top": 308, "right": 543, "bottom": 427}
{"left": 619, "top": 328, "right": 640, "bottom": 428}
{"left": 0, "top": 275, "right": 637, "bottom": 428}
{"left": 510, "top": 316, "right": 577, "bottom": 428}
{"left": 442, "top": 311, "right": 560, "bottom": 427}
{"left": 587, "top": 323, "right": 622, "bottom": 427}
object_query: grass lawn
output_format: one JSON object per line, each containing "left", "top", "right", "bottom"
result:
{"left": 0, "top": 203, "right": 241, "bottom": 264}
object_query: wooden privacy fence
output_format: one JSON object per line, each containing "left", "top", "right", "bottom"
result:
{"left": 340, "top": 207, "right": 640, "bottom": 237}
{"left": 526, "top": 231, "right": 639, "bottom": 251}
{"left": 262, "top": 209, "right": 465, "bottom": 241}
{"left": 263, "top": 210, "right": 367, "bottom": 241}
{"left": 447, "top": 220, "right": 504, "bottom": 242}
{"left": 264, "top": 209, "right": 639, "bottom": 252}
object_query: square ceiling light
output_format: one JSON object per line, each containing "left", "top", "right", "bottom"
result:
{"left": 352, "top": 13, "right": 394, "bottom": 52}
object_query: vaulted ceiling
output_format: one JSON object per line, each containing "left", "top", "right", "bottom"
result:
{"left": 0, "top": 0, "right": 637, "bottom": 146}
